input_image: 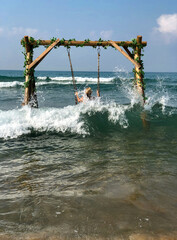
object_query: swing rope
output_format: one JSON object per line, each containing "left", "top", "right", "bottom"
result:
{"left": 67, "top": 47, "right": 100, "bottom": 104}
{"left": 67, "top": 48, "right": 78, "bottom": 105}
{"left": 97, "top": 46, "right": 101, "bottom": 97}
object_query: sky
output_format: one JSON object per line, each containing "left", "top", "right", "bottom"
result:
{"left": 0, "top": 0, "right": 177, "bottom": 72}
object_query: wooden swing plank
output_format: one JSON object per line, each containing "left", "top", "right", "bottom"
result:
{"left": 28, "top": 38, "right": 60, "bottom": 70}
{"left": 109, "top": 40, "right": 141, "bottom": 69}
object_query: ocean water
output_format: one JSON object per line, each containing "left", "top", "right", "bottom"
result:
{"left": 0, "top": 70, "right": 177, "bottom": 239}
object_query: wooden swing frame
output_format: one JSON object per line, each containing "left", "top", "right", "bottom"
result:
{"left": 21, "top": 35, "right": 147, "bottom": 107}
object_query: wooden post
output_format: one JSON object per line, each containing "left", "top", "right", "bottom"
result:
{"left": 134, "top": 35, "right": 145, "bottom": 102}
{"left": 30, "top": 70, "right": 38, "bottom": 108}
{"left": 22, "top": 36, "right": 32, "bottom": 106}
{"left": 22, "top": 36, "right": 38, "bottom": 107}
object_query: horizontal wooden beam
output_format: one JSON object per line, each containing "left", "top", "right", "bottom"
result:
{"left": 23, "top": 37, "right": 147, "bottom": 48}
{"left": 109, "top": 40, "right": 141, "bottom": 69}
{"left": 28, "top": 38, "right": 60, "bottom": 70}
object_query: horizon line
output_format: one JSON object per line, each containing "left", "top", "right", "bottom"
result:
{"left": 0, "top": 69, "right": 177, "bottom": 73}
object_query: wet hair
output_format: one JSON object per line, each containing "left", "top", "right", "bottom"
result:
{"left": 85, "top": 87, "right": 92, "bottom": 95}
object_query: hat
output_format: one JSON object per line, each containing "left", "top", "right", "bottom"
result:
{"left": 85, "top": 87, "right": 92, "bottom": 95}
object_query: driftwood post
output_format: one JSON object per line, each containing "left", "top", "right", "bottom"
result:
{"left": 23, "top": 36, "right": 32, "bottom": 106}
{"left": 22, "top": 36, "right": 38, "bottom": 107}
{"left": 22, "top": 38, "right": 60, "bottom": 107}
{"left": 134, "top": 35, "right": 145, "bottom": 102}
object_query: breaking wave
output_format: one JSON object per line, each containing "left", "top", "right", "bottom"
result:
{"left": 0, "top": 81, "right": 23, "bottom": 88}
{"left": 0, "top": 95, "right": 176, "bottom": 140}
{"left": 46, "top": 76, "right": 115, "bottom": 84}
{"left": 0, "top": 71, "right": 177, "bottom": 140}
{"left": 0, "top": 76, "right": 118, "bottom": 88}
{"left": 0, "top": 99, "right": 131, "bottom": 139}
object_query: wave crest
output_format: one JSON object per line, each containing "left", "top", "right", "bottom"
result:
{"left": 0, "top": 81, "right": 23, "bottom": 88}
{"left": 0, "top": 99, "right": 130, "bottom": 139}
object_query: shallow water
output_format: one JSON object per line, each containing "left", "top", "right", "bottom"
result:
{"left": 0, "top": 70, "right": 177, "bottom": 239}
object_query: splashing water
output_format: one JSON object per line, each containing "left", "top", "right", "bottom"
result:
{"left": 0, "top": 98, "right": 131, "bottom": 139}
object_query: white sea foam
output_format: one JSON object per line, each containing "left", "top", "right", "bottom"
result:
{"left": 0, "top": 99, "right": 129, "bottom": 139}
{"left": 37, "top": 76, "right": 115, "bottom": 84}
{"left": 113, "top": 66, "right": 128, "bottom": 73}
{"left": 144, "top": 76, "right": 170, "bottom": 111}
{"left": 0, "top": 81, "right": 23, "bottom": 88}
{"left": 36, "top": 81, "right": 63, "bottom": 86}
{"left": 0, "top": 76, "right": 115, "bottom": 89}
{"left": 37, "top": 76, "right": 47, "bottom": 80}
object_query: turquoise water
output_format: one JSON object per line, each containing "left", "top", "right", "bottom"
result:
{"left": 0, "top": 70, "right": 177, "bottom": 239}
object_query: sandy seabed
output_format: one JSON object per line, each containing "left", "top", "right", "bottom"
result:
{"left": 0, "top": 232, "right": 177, "bottom": 240}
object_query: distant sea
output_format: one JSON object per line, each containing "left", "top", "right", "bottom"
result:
{"left": 0, "top": 70, "right": 177, "bottom": 239}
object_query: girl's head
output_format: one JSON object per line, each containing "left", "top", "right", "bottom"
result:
{"left": 85, "top": 87, "right": 92, "bottom": 97}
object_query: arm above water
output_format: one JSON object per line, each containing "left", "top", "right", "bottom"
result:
{"left": 75, "top": 92, "right": 83, "bottom": 103}
{"left": 97, "top": 89, "right": 100, "bottom": 97}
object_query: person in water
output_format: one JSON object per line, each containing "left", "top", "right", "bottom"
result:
{"left": 75, "top": 87, "right": 100, "bottom": 103}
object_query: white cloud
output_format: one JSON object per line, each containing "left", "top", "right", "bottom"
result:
{"left": 0, "top": 26, "right": 38, "bottom": 38}
{"left": 89, "top": 30, "right": 113, "bottom": 40}
{"left": 9, "top": 27, "right": 38, "bottom": 36}
{"left": 153, "top": 14, "right": 177, "bottom": 43}
{"left": 155, "top": 14, "right": 177, "bottom": 35}
{"left": 100, "top": 30, "right": 113, "bottom": 39}
{"left": 157, "top": 14, "right": 177, "bottom": 34}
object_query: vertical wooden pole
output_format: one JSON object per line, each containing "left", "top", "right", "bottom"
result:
{"left": 23, "top": 36, "right": 38, "bottom": 107}
{"left": 30, "top": 73, "right": 38, "bottom": 108}
{"left": 134, "top": 36, "right": 148, "bottom": 128}
{"left": 134, "top": 35, "right": 145, "bottom": 103}
{"left": 23, "top": 36, "right": 32, "bottom": 106}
